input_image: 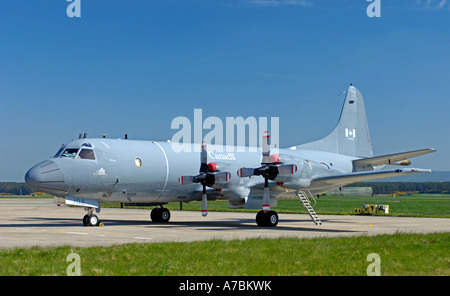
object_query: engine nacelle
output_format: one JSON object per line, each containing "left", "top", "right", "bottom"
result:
{"left": 227, "top": 195, "right": 278, "bottom": 209}
{"left": 244, "top": 196, "right": 277, "bottom": 209}
{"left": 205, "top": 161, "right": 239, "bottom": 190}
{"left": 272, "top": 154, "right": 317, "bottom": 189}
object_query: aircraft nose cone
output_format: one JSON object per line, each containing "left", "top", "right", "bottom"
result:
{"left": 25, "top": 160, "right": 66, "bottom": 192}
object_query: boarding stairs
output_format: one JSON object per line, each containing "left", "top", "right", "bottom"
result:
{"left": 297, "top": 190, "right": 322, "bottom": 225}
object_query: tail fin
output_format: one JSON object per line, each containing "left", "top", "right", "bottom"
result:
{"left": 295, "top": 85, "right": 373, "bottom": 158}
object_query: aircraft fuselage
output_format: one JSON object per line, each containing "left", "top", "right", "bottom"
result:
{"left": 25, "top": 138, "right": 355, "bottom": 205}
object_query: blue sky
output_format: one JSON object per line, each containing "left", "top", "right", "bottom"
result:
{"left": 0, "top": 0, "right": 449, "bottom": 181}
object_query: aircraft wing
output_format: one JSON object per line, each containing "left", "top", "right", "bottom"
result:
{"left": 309, "top": 168, "right": 432, "bottom": 189}
{"left": 353, "top": 148, "right": 436, "bottom": 167}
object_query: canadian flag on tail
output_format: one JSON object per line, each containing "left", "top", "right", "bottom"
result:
{"left": 345, "top": 128, "right": 356, "bottom": 139}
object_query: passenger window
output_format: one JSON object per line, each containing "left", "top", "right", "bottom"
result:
{"left": 78, "top": 149, "right": 96, "bottom": 160}
{"left": 61, "top": 148, "right": 79, "bottom": 158}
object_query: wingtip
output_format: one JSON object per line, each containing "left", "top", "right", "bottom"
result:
{"left": 399, "top": 168, "right": 433, "bottom": 174}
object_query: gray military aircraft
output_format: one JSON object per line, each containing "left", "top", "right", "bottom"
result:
{"left": 25, "top": 85, "right": 436, "bottom": 227}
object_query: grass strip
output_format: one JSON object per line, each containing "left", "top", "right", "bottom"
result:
{"left": 1, "top": 233, "right": 448, "bottom": 276}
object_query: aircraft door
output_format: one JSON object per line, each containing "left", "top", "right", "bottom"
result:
{"left": 144, "top": 142, "right": 169, "bottom": 200}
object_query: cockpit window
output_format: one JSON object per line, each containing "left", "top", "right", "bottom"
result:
{"left": 61, "top": 148, "right": 80, "bottom": 158}
{"left": 81, "top": 142, "right": 92, "bottom": 147}
{"left": 78, "top": 148, "right": 96, "bottom": 160}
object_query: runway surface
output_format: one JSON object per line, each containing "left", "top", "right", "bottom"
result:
{"left": 1, "top": 198, "right": 450, "bottom": 249}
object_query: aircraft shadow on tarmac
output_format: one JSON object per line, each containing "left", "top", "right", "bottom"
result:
{"left": 98, "top": 217, "right": 355, "bottom": 234}
{"left": 4, "top": 216, "right": 357, "bottom": 234}
{"left": 3, "top": 217, "right": 90, "bottom": 228}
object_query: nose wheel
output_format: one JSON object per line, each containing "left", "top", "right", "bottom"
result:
{"left": 83, "top": 214, "right": 100, "bottom": 226}
{"left": 83, "top": 208, "right": 102, "bottom": 226}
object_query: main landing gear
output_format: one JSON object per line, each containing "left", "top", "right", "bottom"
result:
{"left": 150, "top": 207, "right": 277, "bottom": 226}
{"left": 256, "top": 210, "right": 279, "bottom": 227}
{"left": 150, "top": 207, "right": 171, "bottom": 223}
{"left": 83, "top": 207, "right": 102, "bottom": 226}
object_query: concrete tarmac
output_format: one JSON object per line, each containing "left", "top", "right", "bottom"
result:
{"left": 1, "top": 198, "right": 449, "bottom": 249}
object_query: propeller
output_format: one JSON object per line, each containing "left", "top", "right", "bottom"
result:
{"left": 237, "top": 131, "right": 297, "bottom": 212}
{"left": 178, "top": 141, "right": 231, "bottom": 217}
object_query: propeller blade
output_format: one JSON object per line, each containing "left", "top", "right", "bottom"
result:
{"left": 277, "top": 164, "right": 298, "bottom": 175}
{"left": 237, "top": 167, "right": 256, "bottom": 178}
{"left": 178, "top": 176, "right": 195, "bottom": 185}
{"left": 213, "top": 172, "right": 231, "bottom": 182}
{"left": 201, "top": 185, "right": 208, "bottom": 217}
{"left": 262, "top": 178, "right": 270, "bottom": 212}
{"left": 261, "top": 131, "right": 272, "bottom": 164}
{"left": 200, "top": 141, "right": 208, "bottom": 173}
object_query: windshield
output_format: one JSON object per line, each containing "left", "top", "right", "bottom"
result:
{"left": 61, "top": 148, "right": 79, "bottom": 158}
{"left": 53, "top": 146, "right": 65, "bottom": 158}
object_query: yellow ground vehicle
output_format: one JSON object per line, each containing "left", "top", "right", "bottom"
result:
{"left": 354, "top": 204, "right": 389, "bottom": 215}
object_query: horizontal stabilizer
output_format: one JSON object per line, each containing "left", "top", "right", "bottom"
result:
{"left": 310, "top": 168, "right": 431, "bottom": 190}
{"left": 353, "top": 148, "right": 436, "bottom": 167}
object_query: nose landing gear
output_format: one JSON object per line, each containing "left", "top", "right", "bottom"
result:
{"left": 83, "top": 207, "right": 102, "bottom": 226}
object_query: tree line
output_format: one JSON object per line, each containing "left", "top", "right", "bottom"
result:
{"left": 1, "top": 181, "right": 450, "bottom": 196}
{"left": 347, "top": 182, "right": 450, "bottom": 194}
{"left": 0, "top": 182, "right": 34, "bottom": 195}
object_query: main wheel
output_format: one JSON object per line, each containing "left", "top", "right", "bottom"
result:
{"left": 150, "top": 208, "right": 161, "bottom": 222}
{"left": 88, "top": 214, "right": 99, "bottom": 226}
{"left": 150, "top": 208, "right": 171, "bottom": 223}
{"left": 256, "top": 210, "right": 265, "bottom": 227}
{"left": 265, "top": 210, "right": 278, "bottom": 227}
{"left": 160, "top": 208, "right": 171, "bottom": 223}
{"left": 256, "top": 210, "right": 279, "bottom": 227}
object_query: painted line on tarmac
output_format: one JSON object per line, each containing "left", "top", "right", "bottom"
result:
{"left": 134, "top": 237, "right": 153, "bottom": 240}
{"left": 66, "top": 232, "right": 88, "bottom": 235}
{"left": 350, "top": 223, "right": 373, "bottom": 230}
